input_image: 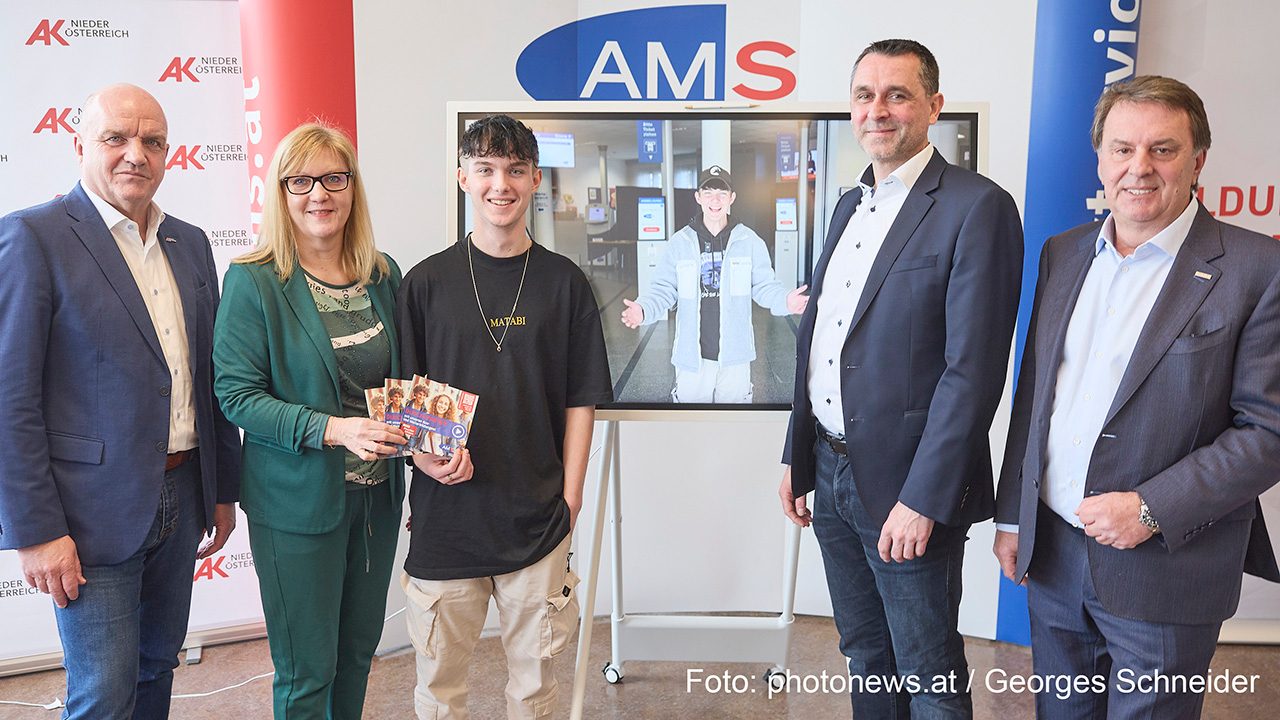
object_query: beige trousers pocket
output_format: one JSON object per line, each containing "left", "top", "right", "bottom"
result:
{"left": 540, "top": 569, "right": 581, "bottom": 659}
{"left": 401, "top": 573, "right": 442, "bottom": 660}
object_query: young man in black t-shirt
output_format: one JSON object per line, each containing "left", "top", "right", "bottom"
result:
{"left": 397, "top": 114, "right": 613, "bottom": 720}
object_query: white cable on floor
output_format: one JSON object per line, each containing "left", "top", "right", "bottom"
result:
{"left": 0, "top": 697, "right": 64, "bottom": 710}
{"left": 171, "top": 670, "right": 273, "bottom": 699}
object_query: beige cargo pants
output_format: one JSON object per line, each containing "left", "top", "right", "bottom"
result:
{"left": 401, "top": 534, "right": 580, "bottom": 719}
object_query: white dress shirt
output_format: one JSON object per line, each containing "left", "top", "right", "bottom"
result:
{"left": 808, "top": 144, "right": 935, "bottom": 435}
{"left": 997, "top": 198, "right": 1199, "bottom": 533}
{"left": 85, "top": 189, "right": 197, "bottom": 452}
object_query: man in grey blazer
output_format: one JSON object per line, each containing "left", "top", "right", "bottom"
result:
{"left": 779, "top": 39, "right": 1023, "bottom": 718}
{"left": 994, "top": 75, "right": 1280, "bottom": 719}
{"left": 0, "top": 84, "right": 241, "bottom": 718}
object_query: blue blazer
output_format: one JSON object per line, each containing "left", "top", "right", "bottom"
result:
{"left": 784, "top": 150, "right": 1024, "bottom": 528}
{"left": 0, "top": 183, "right": 242, "bottom": 565}
{"left": 996, "top": 207, "right": 1280, "bottom": 624}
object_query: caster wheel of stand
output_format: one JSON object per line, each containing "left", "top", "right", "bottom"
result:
{"left": 602, "top": 663, "right": 623, "bottom": 684}
{"left": 764, "top": 667, "right": 787, "bottom": 693}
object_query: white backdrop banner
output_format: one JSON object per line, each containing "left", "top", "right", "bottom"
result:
{"left": 0, "top": 0, "right": 262, "bottom": 670}
{"left": 1139, "top": 0, "right": 1280, "bottom": 626}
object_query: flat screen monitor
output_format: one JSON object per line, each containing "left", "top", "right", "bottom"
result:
{"left": 450, "top": 103, "right": 983, "bottom": 413}
{"left": 533, "top": 131, "right": 576, "bottom": 168}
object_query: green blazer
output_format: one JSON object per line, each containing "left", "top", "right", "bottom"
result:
{"left": 213, "top": 254, "right": 404, "bottom": 533}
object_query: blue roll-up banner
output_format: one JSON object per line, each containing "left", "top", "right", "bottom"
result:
{"left": 996, "top": 0, "right": 1143, "bottom": 646}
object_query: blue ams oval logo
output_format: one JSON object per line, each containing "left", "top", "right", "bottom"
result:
{"left": 516, "top": 4, "right": 796, "bottom": 103}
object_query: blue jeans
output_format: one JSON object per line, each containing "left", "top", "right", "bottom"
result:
{"left": 53, "top": 458, "right": 204, "bottom": 720}
{"left": 811, "top": 437, "right": 972, "bottom": 719}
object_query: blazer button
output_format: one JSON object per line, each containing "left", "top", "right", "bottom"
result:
{"left": 160, "top": 386, "right": 171, "bottom": 397}
{"left": 155, "top": 441, "right": 167, "bottom": 453}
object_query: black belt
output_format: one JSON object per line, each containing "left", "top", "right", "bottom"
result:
{"left": 818, "top": 425, "right": 847, "bottom": 456}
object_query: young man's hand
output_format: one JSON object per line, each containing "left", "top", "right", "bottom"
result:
{"left": 620, "top": 298, "right": 645, "bottom": 329}
{"left": 786, "top": 285, "right": 810, "bottom": 315}
{"left": 413, "top": 448, "right": 474, "bottom": 485}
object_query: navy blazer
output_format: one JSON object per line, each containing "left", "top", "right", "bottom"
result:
{"left": 784, "top": 150, "right": 1023, "bottom": 528}
{"left": 996, "top": 206, "right": 1280, "bottom": 624}
{"left": 0, "top": 183, "right": 241, "bottom": 565}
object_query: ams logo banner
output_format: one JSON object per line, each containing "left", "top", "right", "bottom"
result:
{"left": 516, "top": 4, "right": 795, "bottom": 102}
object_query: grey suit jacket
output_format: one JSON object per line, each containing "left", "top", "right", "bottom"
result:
{"left": 995, "top": 205, "right": 1280, "bottom": 624}
{"left": 784, "top": 150, "right": 1023, "bottom": 528}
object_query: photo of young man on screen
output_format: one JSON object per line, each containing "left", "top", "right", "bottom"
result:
{"left": 620, "top": 165, "right": 808, "bottom": 402}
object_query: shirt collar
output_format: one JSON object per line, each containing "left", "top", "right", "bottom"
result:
{"left": 82, "top": 184, "right": 165, "bottom": 241}
{"left": 857, "top": 143, "right": 935, "bottom": 196}
{"left": 1095, "top": 197, "right": 1199, "bottom": 260}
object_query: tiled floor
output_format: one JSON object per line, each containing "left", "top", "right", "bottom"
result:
{"left": 0, "top": 615, "right": 1277, "bottom": 718}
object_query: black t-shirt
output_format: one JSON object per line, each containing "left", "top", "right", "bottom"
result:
{"left": 397, "top": 240, "right": 613, "bottom": 580}
{"left": 691, "top": 215, "right": 737, "bottom": 361}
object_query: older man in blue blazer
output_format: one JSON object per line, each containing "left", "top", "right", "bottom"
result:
{"left": 994, "top": 76, "right": 1280, "bottom": 719}
{"left": 779, "top": 39, "right": 1023, "bottom": 719}
{"left": 0, "top": 83, "right": 241, "bottom": 719}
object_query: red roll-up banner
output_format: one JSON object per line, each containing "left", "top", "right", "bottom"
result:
{"left": 239, "top": 0, "right": 357, "bottom": 239}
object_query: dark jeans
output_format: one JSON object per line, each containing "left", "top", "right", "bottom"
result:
{"left": 54, "top": 458, "right": 204, "bottom": 720}
{"left": 1027, "top": 502, "right": 1220, "bottom": 720}
{"left": 811, "top": 437, "right": 972, "bottom": 719}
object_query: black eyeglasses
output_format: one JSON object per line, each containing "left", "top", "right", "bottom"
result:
{"left": 281, "top": 171, "right": 352, "bottom": 195}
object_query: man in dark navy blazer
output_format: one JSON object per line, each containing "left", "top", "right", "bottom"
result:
{"left": 779, "top": 40, "right": 1023, "bottom": 719}
{"left": 994, "top": 76, "right": 1280, "bottom": 719}
{"left": 0, "top": 83, "right": 241, "bottom": 719}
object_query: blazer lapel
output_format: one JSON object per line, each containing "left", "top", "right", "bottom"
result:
{"left": 1036, "top": 230, "right": 1098, "bottom": 389}
{"left": 282, "top": 269, "right": 341, "bottom": 397}
{"left": 156, "top": 219, "right": 202, "bottom": 363}
{"left": 64, "top": 185, "right": 165, "bottom": 365}
{"left": 1104, "top": 209, "right": 1223, "bottom": 424}
{"left": 848, "top": 150, "right": 942, "bottom": 335}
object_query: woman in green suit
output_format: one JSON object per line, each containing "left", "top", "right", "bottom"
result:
{"left": 213, "top": 123, "right": 406, "bottom": 718}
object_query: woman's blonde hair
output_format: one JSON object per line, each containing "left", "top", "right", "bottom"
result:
{"left": 235, "top": 122, "right": 387, "bottom": 284}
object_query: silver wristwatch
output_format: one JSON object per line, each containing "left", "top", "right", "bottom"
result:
{"left": 1138, "top": 496, "right": 1161, "bottom": 535}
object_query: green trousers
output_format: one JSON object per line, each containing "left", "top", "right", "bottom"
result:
{"left": 249, "top": 484, "right": 401, "bottom": 719}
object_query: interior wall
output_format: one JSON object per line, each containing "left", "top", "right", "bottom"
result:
{"left": 354, "top": 0, "right": 1038, "bottom": 649}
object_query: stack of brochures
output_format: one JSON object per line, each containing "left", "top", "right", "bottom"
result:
{"left": 364, "top": 375, "right": 478, "bottom": 458}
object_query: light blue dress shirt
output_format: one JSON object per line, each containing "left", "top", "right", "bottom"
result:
{"left": 998, "top": 198, "right": 1200, "bottom": 532}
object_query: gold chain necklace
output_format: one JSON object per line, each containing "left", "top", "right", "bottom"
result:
{"left": 467, "top": 233, "right": 530, "bottom": 353}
